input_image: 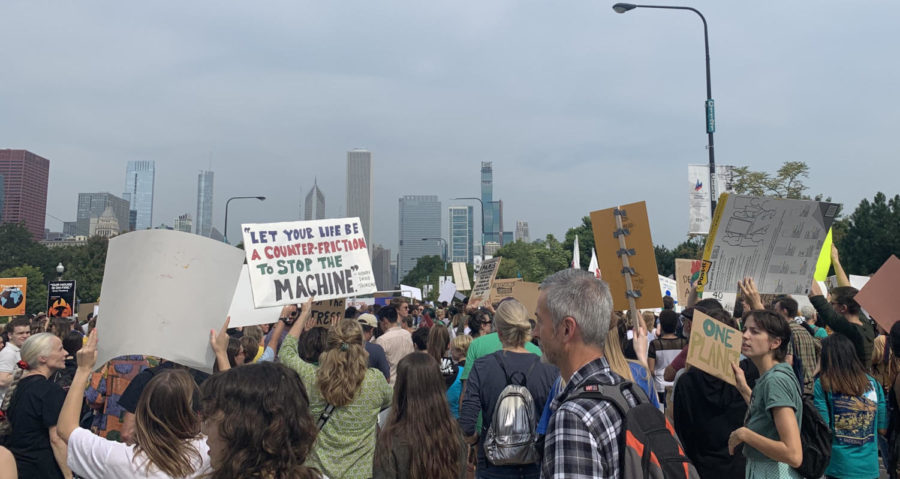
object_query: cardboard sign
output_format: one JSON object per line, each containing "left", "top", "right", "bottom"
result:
{"left": 686, "top": 310, "right": 742, "bottom": 385}
{"left": 590, "top": 201, "right": 662, "bottom": 311}
{"left": 310, "top": 298, "right": 347, "bottom": 327}
{"left": 77, "top": 302, "right": 97, "bottom": 320}
{"left": 511, "top": 281, "right": 540, "bottom": 319}
{"left": 452, "top": 262, "right": 472, "bottom": 291}
{"left": 490, "top": 278, "right": 522, "bottom": 303}
{"left": 95, "top": 230, "right": 245, "bottom": 374}
{"left": 228, "top": 265, "right": 282, "bottom": 328}
{"left": 0, "top": 277, "right": 27, "bottom": 316}
{"left": 855, "top": 255, "right": 900, "bottom": 332}
{"left": 241, "top": 217, "right": 377, "bottom": 307}
{"left": 700, "top": 194, "right": 840, "bottom": 295}
{"left": 675, "top": 259, "right": 702, "bottom": 306}
{"left": 48, "top": 280, "right": 77, "bottom": 318}
{"left": 471, "top": 257, "right": 501, "bottom": 303}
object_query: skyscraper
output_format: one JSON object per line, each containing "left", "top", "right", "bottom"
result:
{"left": 449, "top": 206, "right": 474, "bottom": 263}
{"left": 398, "top": 195, "right": 441, "bottom": 281}
{"left": 515, "top": 221, "right": 530, "bottom": 243}
{"left": 346, "top": 149, "right": 373, "bottom": 250}
{"left": 480, "top": 162, "right": 502, "bottom": 244}
{"left": 372, "top": 244, "right": 392, "bottom": 291}
{"left": 175, "top": 213, "right": 193, "bottom": 233}
{"left": 0, "top": 149, "right": 50, "bottom": 240}
{"left": 123, "top": 160, "right": 155, "bottom": 230}
{"left": 304, "top": 180, "right": 325, "bottom": 220}
{"left": 75, "top": 193, "right": 130, "bottom": 237}
{"left": 195, "top": 170, "right": 214, "bottom": 237}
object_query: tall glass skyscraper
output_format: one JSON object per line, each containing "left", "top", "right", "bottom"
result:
{"left": 398, "top": 195, "right": 441, "bottom": 281}
{"left": 195, "top": 170, "right": 214, "bottom": 237}
{"left": 123, "top": 160, "right": 155, "bottom": 231}
{"left": 304, "top": 180, "right": 325, "bottom": 220}
{"left": 449, "top": 206, "right": 474, "bottom": 263}
{"left": 346, "top": 149, "right": 373, "bottom": 252}
{"left": 480, "top": 162, "right": 502, "bottom": 244}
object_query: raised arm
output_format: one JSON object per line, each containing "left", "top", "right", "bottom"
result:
{"left": 738, "top": 277, "right": 766, "bottom": 311}
{"left": 831, "top": 244, "right": 850, "bottom": 287}
{"left": 58, "top": 330, "right": 98, "bottom": 442}
{"left": 209, "top": 317, "right": 232, "bottom": 371}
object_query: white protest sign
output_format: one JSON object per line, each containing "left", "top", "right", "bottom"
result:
{"left": 401, "top": 284, "right": 423, "bottom": 301}
{"left": 438, "top": 281, "right": 457, "bottom": 303}
{"left": 471, "top": 257, "right": 501, "bottom": 303}
{"left": 95, "top": 230, "right": 245, "bottom": 373}
{"left": 227, "top": 265, "right": 282, "bottom": 328}
{"left": 658, "top": 275, "right": 677, "bottom": 302}
{"left": 688, "top": 164, "right": 736, "bottom": 235}
{"left": 241, "top": 217, "right": 377, "bottom": 307}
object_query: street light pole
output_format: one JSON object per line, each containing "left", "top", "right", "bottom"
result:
{"left": 613, "top": 3, "right": 717, "bottom": 214}
{"left": 451, "top": 197, "right": 485, "bottom": 261}
{"left": 224, "top": 196, "right": 267, "bottom": 244}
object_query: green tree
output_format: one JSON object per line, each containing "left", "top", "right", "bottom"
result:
{"left": 732, "top": 161, "right": 811, "bottom": 199}
{"left": 495, "top": 234, "right": 569, "bottom": 283}
{"left": 563, "top": 216, "right": 594, "bottom": 269}
{"left": 400, "top": 255, "right": 450, "bottom": 301}
{"left": 834, "top": 192, "right": 900, "bottom": 275}
{"left": 0, "top": 264, "right": 48, "bottom": 316}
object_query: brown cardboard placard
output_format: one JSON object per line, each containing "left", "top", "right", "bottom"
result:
{"left": 854, "top": 255, "right": 900, "bottom": 333}
{"left": 675, "top": 259, "right": 702, "bottom": 306}
{"left": 78, "top": 302, "right": 97, "bottom": 320}
{"left": 590, "top": 201, "right": 662, "bottom": 311}
{"left": 685, "top": 310, "right": 742, "bottom": 386}
{"left": 310, "top": 298, "right": 346, "bottom": 327}
{"left": 471, "top": 257, "right": 501, "bottom": 303}
{"left": 490, "top": 278, "right": 522, "bottom": 304}
{"left": 512, "top": 281, "right": 540, "bottom": 319}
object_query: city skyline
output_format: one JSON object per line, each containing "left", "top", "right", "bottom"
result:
{"left": 304, "top": 179, "right": 325, "bottom": 220}
{"left": 346, "top": 149, "right": 373, "bottom": 256}
{"left": 398, "top": 195, "right": 441, "bottom": 280}
{"left": 75, "top": 192, "right": 130, "bottom": 237}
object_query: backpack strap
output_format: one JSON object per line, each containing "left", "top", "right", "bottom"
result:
{"left": 494, "top": 351, "right": 532, "bottom": 387}
{"left": 316, "top": 404, "right": 336, "bottom": 430}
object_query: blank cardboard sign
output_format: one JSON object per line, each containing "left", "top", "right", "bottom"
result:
{"left": 855, "top": 255, "right": 900, "bottom": 332}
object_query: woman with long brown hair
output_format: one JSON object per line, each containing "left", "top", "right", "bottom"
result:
{"left": 200, "top": 361, "right": 321, "bottom": 479}
{"left": 375, "top": 352, "right": 466, "bottom": 478}
{"left": 280, "top": 299, "right": 392, "bottom": 479}
{"left": 427, "top": 325, "right": 456, "bottom": 388}
{"left": 57, "top": 331, "right": 210, "bottom": 478}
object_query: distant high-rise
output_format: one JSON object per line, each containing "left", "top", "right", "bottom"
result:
{"left": 346, "top": 149, "right": 373, "bottom": 250}
{"left": 62, "top": 221, "right": 76, "bottom": 237}
{"left": 515, "top": 221, "right": 530, "bottom": 243}
{"left": 502, "top": 231, "right": 513, "bottom": 245}
{"left": 0, "top": 149, "right": 50, "bottom": 240}
{"left": 398, "top": 195, "right": 441, "bottom": 281}
{"left": 76, "top": 193, "right": 130, "bottom": 237}
{"left": 175, "top": 213, "right": 193, "bottom": 233}
{"left": 304, "top": 180, "right": 326, "bottom": 220}
{"left": 123, "top": 160, "right": 155, "bottom": 230}
{"left": 89, "top": 206, "right": 121, "bottom": 238}
{"left": 195, "top": 170, "right": 214, "bottom": 237}
{"left": 449, "top": 206, "right": 474, "bottom": 263}
{"left": 372, "top": 244, "right": 392, "bottom": 291}
{"left": 480, "top": 162, "right": 502, "bottom": 244}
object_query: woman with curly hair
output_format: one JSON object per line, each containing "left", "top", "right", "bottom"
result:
{"left": 280, "top": 299, "right": 392, "bottom": 479}
{"left": 57, "top": 330, "right": 211, "bottom": 478}
{"left": 200, "top": 361, "right": 321, "bottom": 479}
{"left": 375, "top": 352, "right": 466, "bottom": 478}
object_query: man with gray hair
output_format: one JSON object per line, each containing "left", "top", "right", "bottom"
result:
{"left": 534, "top": 269, "right": 639, "bottom": 478}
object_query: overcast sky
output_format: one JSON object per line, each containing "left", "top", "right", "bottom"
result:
{"left": 2, "top": 1, "right": 897, "bottom": 253}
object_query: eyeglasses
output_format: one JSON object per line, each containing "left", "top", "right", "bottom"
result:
{"left": 480, "top": 320, "right": 492, "bottom": 325}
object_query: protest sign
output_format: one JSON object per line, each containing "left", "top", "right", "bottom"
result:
{"left": 854, "top": 255, "right": 900, "bottom": 332}
{"left": 227, "top": 265, "right": 282, "bottom": 328}
{"left": 490, "top": 278, "right": 522, "bottom": 303}
{"left": 241, "top": 217, "right": 377, "bottom": 307}
{"left": 95, "top": 230, "right": 245, "bottom": 374}
{"left": 310, "top": 298, "right": 347, "bottom": 327}
{"left": 813, "top": 229, "right": 833, "bottom": 281}
{"left": 511, "top": 281, "right": 540, "bottom": 318}
{"left": 0, "top": 277, "right": 27, "bottom": 316}
{"left": 47, "top": 280, "right": 76, "bottom": 318}
{"left": 590, "top": 201, "right": 662, "bottom": 311}
{"left": 438, "top": 281, "right": 457, "bottom": 304}
{"left": 77, "top": 302, "right": 97, "bottom": 321}
{"left": 686, "top": 310, "right": 742, "bottom": 386}
{"left": 658, "top": 275, "right": 677, "bottom": 303}
{"left": 400, "top": 284, "right": 422, "bottom": 301}
{"left": 675, "top": 259, "right": 702, "bottom": 306}
{"left": 471, "top": 257, "right": 501, "bottom": 303}
{"left": 689, "top": 164, "right": 736, "bottom": 235}
{"left": 452, "top": 262, "right": 471, "bottom": 291}
{"left": 699, "top": 194, "right": 840, "bottom": 295}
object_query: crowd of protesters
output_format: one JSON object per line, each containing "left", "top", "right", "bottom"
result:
{"left": 0, "top": 243, "right": 897, "bottom": 478}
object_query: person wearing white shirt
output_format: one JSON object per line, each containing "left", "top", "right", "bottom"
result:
{"left": 0, "top": 318, "right": 31, "bottom": 401}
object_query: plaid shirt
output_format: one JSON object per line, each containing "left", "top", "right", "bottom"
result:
{"left": 787, "top": 322, "right": 820, "bottom": 395}
{"left": 541, "top": 357, "right": 637, "bottom": 479}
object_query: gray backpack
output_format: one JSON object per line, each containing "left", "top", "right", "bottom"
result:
{"left": 483, "top": 353, "right": 539, "bottom": 466}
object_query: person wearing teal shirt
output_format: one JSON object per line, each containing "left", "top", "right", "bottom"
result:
{"left": 814, "top": 334, "right": 887, "bottom": 479}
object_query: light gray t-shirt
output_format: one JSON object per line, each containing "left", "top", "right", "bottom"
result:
{"left": 0, "top": 343, "right": 22, "bottom": 401}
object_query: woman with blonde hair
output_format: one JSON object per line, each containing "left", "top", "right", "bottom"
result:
{"left": 280, "top": 299, "right": 392, "bottom": 479}
{"left": 447, "top": 335, "right": 472, "bottom": 419}
{"left": 57, "top": 331, "right": 211, "bottom": 478}
{"left": 0, "top": 332, "right": 69, "bottom": 478}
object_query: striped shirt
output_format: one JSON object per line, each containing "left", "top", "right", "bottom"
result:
{"left": 541, "top": 357, "right": 637, "bottom": 479}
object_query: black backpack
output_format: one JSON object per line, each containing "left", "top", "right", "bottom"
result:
{"left": 566, "top": 381, "right": 699, "bottom": 479}
{"left": 772, "top": 369, "right": 832, "bottom": 479}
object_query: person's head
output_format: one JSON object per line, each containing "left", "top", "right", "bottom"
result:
{"left": 0, "top": 334, "right": 5, "bottom": 352}
{"left": 297, "top": 327, "right": 328, "bottom": 364}
{"left": 659, "top": 310, "right": 679, "bottom": 335}
{"left": 357, "top": 313, "right": 378, "bottom": 341}
{"left": 800, "top": 305, "right": 817, "bottom": 324}
{"left": 706, "top": 308, "right": 739, "bottom": 330}
{"left": 134, "top": 369, "right": 203, "bottom": 477}
{"left": 426, "top": 325, "right": 450, "bottom": 365}
{"left": 62, "top": 330, "right": 83, "bottom": 358}
{"left": 51, "top": 317, "right": 73, "bottom": 339}
{"left": 741, "top": 310, "right": 791, "bottom": 362}
{"left": 316, "top": 319, "right": 367, "bottom": 407}
{"left": 694, "top": 298, "right": 724, "bottom": 315}
{"left": 830, "top": 286, "right": 861, "bottom": 316}
{"left": 378, "top": 305, "right": 399, "bottom": 329}
{"left": 415, "top": 304, "right": 425, "bottom": 317}
{"left": 890, "top": 321, "right": 900, "bottom": 358}
{"left": 536, "top": 269, "right": 613, "bottom": 368}
{"left": 467, "top": 311, "right": 492, "bottom": 338}
{"left": 377, "top": 353, "right": 460, "bottom": 478}
{"left": 450, "top": 334, "right": 472, "bottom": 363}
{"left": 240, "top": 336, "right": 260, "bottom": 363}
{"left": 662, "top": 295, "right": 675, "bottom": 311}
{"left": 242, "top": 326, "right": 263, "bottom": 345}
{"left": 818, "top": 333, "right": 870, "bottom": 396}
{"left": 6, "top": 317, "right": 31, "bottom": 348}
{"left": 0, "top": 332, "right": 66, "bottom": 434}
{"left": 494, "top": 299, "right": 533, "bottom": 349}
{"left": 200, "top": 362, "right": 318, "bottom": 479}
{"left": 680, "top": 308, "right": 695, "bottom": 336}
{"left": 772, "top": 295, "right": 799, "bottom": 320}
{"left": 412, "top": 327, "right": 430, "bottom": 351}
{"left": 344, "top": 306, "right": 358, "bottom": 319}
{"left": 390, "top": 298, "right": 410, "bottom": 319}
{"left": 642, "top": 311, "right": 656, "bottom": 332}
{"left": 225, "top": 337, "right": 244, "bottom": 368}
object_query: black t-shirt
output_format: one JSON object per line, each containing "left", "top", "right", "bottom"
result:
{"left": 118, "top": 362, "right": 210, "bottom": 413}
{"left": 5, "top": 375, "right": 66, "bottom": 478}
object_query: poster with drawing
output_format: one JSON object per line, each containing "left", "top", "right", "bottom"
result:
{"left": 699, "top": 194, "right": 840, "bottom": 295}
